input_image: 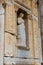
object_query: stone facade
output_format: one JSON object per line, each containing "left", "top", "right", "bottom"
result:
{"left": 0, "top": 0, "right": 42, "bottom": 65}
{"left": 39, "top": 0, "right": 43, "bottom": 63}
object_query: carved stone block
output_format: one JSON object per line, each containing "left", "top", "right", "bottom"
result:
{"left": 5, "top": 32, "right": 17, "bottom": 56}
{"left": 5, "top": 5, "right": 17, "bottom": 36}
{"left": 32, "top": 17, "right": 42, "bottom": 59}
{"left": 15, "top": 0, "right": 32, "bottom": 9}
{"left": 0, "top": 5, "right": 4, "bottom": 65}
{"left": 28, "top": 18, "right": 34, "bottom": 58}
{"left": 32, "top": 0, "right": 38, "bottom": 17}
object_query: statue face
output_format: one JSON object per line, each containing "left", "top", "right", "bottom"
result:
{"left": 20, "top": 13, "right": 24, "bottom": 18}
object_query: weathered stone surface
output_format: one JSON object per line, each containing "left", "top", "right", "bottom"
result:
{"left": 4, "top": 57, "right": 34, "bottom": 64}
{"left": 32, "top": 16, "right": 42, "bottom": 60}
{"left": 0, "top": 5, "right": 4, "bottom": 65}
{"left": 14, "top": 49, "right": 31, "bottom": 58}
{"left": 5, "top": 4, "right": 17, "bottom": 36}
{"left": 28, "top": 18, "right": 35, "bottom": 58}
{"left": 32, "top": 0, "right": 38, "bottom": 17}
{"left": 15, "top": 0, "right": 32, "bottom": 9}
{"left": 34, "top": 59, "right": 41, "bottom": 65}
{"left": 38, "top": 1, "right": 43, "bottom": 62}
{"left": 5, "top": 32, "right": 17, "bottom": 56}
{"left": 0, "top": 0, "right": 42, "bottom": 65}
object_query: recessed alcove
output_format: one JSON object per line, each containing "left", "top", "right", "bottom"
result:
{"left": 16, "top": 8, "right": 29, "bottom": 50}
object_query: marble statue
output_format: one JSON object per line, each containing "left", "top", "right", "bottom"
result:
{"left": 17, "top": 13, "right": 26, "bottom": 47}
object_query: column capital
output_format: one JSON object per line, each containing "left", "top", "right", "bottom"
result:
{"left": 27, "top": 14, "right": 32, "bottom": 20}
{"left": 14, "top": 5, "right": 19, "bottom": 12}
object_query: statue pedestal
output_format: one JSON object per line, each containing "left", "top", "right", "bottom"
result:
{"left": 16, "top": 44, "right": 29, "bottom": 50}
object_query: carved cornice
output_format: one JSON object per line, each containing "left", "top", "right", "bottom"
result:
{"left": 0, "top": 0, "right": 38, "bottom": 19}
{"left": 0, "top": 0, "right": 38, "bottom": 4}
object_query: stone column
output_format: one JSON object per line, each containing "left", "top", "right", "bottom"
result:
{"left": 32, "top": 0, "right": 42, "bottom": 65}
{"left": 0, "top": 4, "right": 4, "bottom": 65}
{"left": 32, "top": 16, "right": 42, "bottom": 65}
{"left": 32, "top": 0, "right": 38, "bottom": 17}
{"left": 5, "top": 4, "right": 17, "bottom": 56}
{"left": 27, "top": 15, "right": 35, "bottom": 58}
{"left": 32, "top": 16, "right": 42, "bottom": 59}
{"left": 32, "top": 0, "right": 42, "bottom": 60}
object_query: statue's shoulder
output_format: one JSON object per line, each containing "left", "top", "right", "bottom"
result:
{"left": 18, "top": 17, "right": 24, "bottom": 23}
{"left": 18, "top": 17, "right": 23, "bottom": 20}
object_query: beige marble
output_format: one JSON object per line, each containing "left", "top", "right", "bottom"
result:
{"left": 0, "top": 0, "right": 42, "bottom": 65}
{"left": 5, "top": 32, "right": 17, "bottom": 56}
{"left": 5, "top": 4, "right": 17, "bottom": 36}
{"left": 32, "top": 16, "right": 42, "bottom": 60}
{"left": 28, "top": 17, "right": 35, "bottom": 58}
{"left": 32, "top": 0, "right": 38, "bottom": 17}
{"left": 0, "top": 4, "right": 4, "bottom": 65}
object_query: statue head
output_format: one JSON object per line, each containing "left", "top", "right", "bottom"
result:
{"left": 19, "top": 13, "right": 24, "bottom": 18}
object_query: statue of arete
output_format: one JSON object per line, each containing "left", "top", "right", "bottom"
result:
{"left": 17, "top": 13, "right": 26, "bottom": 47}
